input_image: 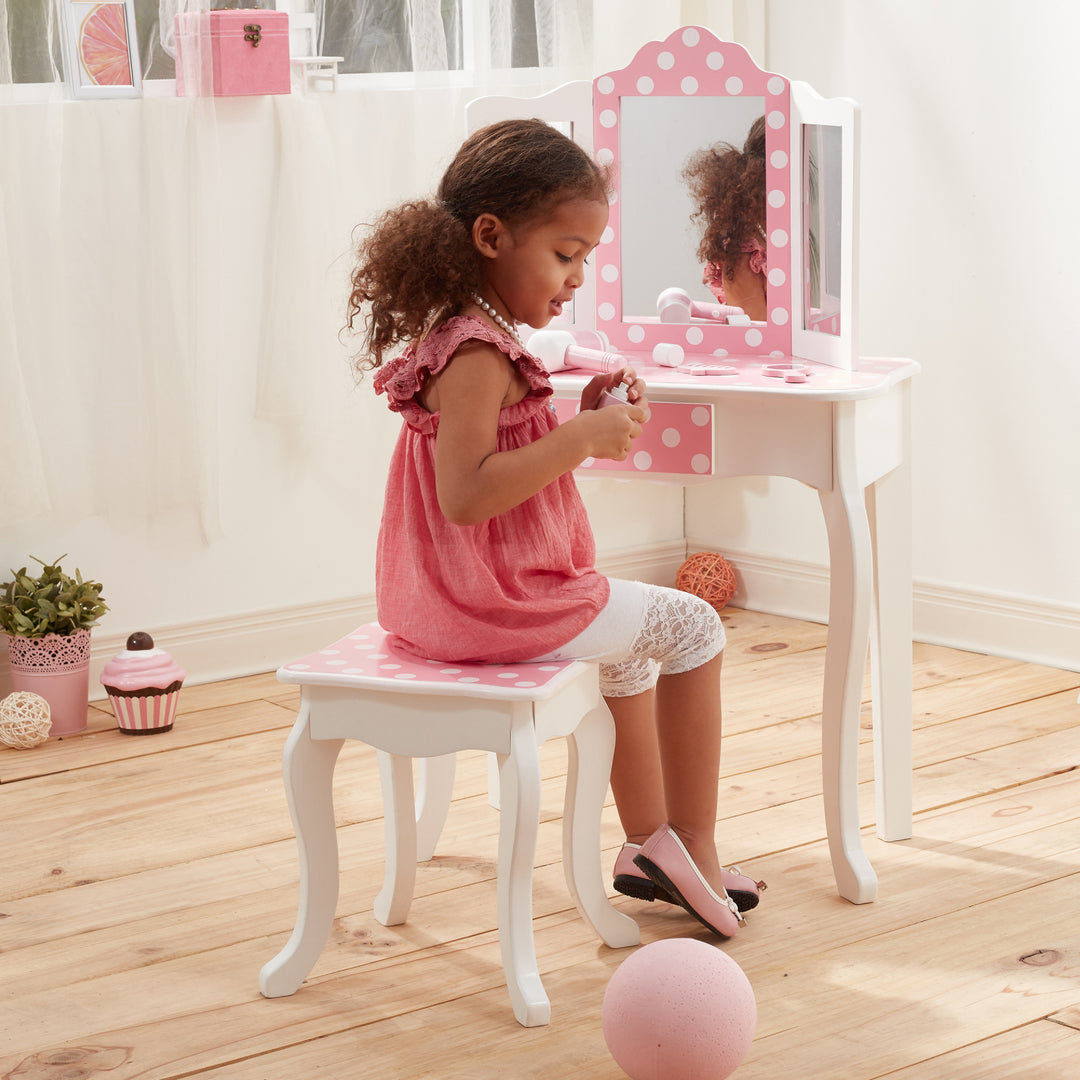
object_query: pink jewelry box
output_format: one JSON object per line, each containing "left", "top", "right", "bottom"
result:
{"left": 175, "top": 9, "right": 290, "bottom": 97}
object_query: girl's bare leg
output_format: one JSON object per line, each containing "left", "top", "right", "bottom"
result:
{"left": 604, "top": 688, "right": 666, "bottom": 845}
{"left": 654, "top": 650, "right": 726, "bottom": 894}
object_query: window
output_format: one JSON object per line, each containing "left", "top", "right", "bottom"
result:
{"left": 3, "top": 1, "right": 544, "bottom": 85}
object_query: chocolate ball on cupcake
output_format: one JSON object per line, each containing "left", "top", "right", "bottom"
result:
{"left": 101, "top": 632, "right": 186, "bottom": 735}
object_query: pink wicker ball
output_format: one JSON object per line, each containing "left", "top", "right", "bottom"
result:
{"left": 676, "top": 552, "right": 737, "bottom": 613}
{"left": 602, "top": 938, "right": 756, "bottom": 1080}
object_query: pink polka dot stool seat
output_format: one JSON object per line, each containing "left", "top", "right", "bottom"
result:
{"left": 259, "top": 622, "right": 639, "bottom": 1027}
{"left": 278, "top": 624, "right": 584, "bottom": 697}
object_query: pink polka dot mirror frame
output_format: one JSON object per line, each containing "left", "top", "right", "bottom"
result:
{"left": 593, "top": 26, "right": 792, "bottom": 358}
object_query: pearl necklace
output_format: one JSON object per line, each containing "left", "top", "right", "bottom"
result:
{"left": 472, "top": 292, "right": 520, "bottom": 342}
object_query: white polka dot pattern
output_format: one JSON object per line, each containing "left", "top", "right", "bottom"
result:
{"left": 280, "top": 626, "right": 580, "bottom": 693}
{"left": 551, "top": 399, "right": 713, "bottom": 476}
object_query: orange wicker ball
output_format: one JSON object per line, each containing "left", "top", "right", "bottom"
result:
{"left": 676, "top": 552, "right": 737, "bottom": 613}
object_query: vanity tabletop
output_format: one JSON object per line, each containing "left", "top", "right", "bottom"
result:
{"left": 550, "top": 354, "right": 919, "bottom": 402}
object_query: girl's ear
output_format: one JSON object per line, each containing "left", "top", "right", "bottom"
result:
{"left": 472, "top": 213, "right": 507, "bottom": 260}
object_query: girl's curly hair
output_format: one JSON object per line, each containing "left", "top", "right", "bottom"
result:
{"left": 346, "top": 119, "right": 609, "bottom": 373}
{"left": 682, "top": 115, "right": 767, "bottom": 280}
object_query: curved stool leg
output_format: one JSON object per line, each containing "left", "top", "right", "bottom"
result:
{"left": 415, "top": 753, "right": 456, "bottom": 862}
{"left": 497, "top": 707, "right": 549, "bottom": 1027}
{"left": 260, "top": 701, "right": 345, "bottom": 997}
{"left": 375, "top": 750, "right": 418, "bottom": 926}
{"left": 563, "top": 705, "right": 639, "bottom": 948}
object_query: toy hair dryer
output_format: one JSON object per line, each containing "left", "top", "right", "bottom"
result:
{"left": 656, "top": 287, "right": 747, "bottom": 324}
{"left": 526, "top": 329, "right": 630, "bottom": 374}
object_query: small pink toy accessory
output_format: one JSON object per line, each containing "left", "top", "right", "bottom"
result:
{"left": 526, "top": 329, "right": 629, "bottom": 374}
{"left": 101, "top": 632, "right": 186, "bottom": 735}
{"left": 598, "top": 382, "right": 631, "bottom": 409}
{"left": 657, "top": 286, "right": 746, "bottom": 324}
{"left": 762, "top": 362, "right": 811, "bottom": 383}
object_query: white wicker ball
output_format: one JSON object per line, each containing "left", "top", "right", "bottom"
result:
{"left": 0, "top": 691, "right": 53, "bottom": 749}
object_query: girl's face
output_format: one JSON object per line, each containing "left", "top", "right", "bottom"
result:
{"left": 481, "top": 197, "right": 609, "bottom": 330}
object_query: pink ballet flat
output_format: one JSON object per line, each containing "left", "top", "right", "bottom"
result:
{"left": 633, "top": 825, "right": 744, "bottom": 940}
{"left": 721, "top": 864, "right": 767, "bottom": 913}
{"left": 613, "top": 843, "right": 676, "bottom": 904}
{"left": 616, "top": 841, "right": 765, "bottom": 912}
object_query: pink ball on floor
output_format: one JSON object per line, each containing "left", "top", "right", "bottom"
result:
{"left": 602, "top": 938, "right": 756, "bottom": 1080}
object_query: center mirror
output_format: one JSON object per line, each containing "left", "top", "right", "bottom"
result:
{"left": 592, "top": 28, "right": 793, "bottom": 357}
{"left": 619, "top": 96, "right": 766, "bottom": 318}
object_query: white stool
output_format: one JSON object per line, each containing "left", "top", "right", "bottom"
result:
{"left": 258, "top": 623, "right": 639, "bottom": 1026}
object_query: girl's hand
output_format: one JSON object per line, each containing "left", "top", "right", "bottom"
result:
{"left": 580, "top": 367, "right": 650, "bottom": 419}
{"left": 571, "top": 392, "right": 647, "bottom": 461}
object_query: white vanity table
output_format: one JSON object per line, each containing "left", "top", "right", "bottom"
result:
{"left": 468, "top": 26, "right": 919, "bottom": 904}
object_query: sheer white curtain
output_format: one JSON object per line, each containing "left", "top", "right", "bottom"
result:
{"left": 0, "top": 1, "right": 594, "bottom": 542}
{"left": 0, "top": 95, "right": 223, "bottom": 535}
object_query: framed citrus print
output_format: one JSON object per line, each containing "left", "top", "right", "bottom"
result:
{"left": 58, "top": 0, "right": 143, "bottom": 99}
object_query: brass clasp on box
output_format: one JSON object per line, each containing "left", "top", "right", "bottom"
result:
{"left": 243, "top": 23, "right": 262, "bottom": 47}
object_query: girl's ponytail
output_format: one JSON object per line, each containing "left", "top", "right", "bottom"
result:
{"left": 347, "top": 199, "right": 481, "bottom": 372}
{"left": 683, "top": 115, "right": 768, "bottom": 281}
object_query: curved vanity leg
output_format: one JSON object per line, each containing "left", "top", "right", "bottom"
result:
{"left": 416, "top": 753, "right": 456, "bottom": 862}
{"left": 374, "top": 750, "right": 418, "bottom": 926}
{"left": 497, "top": 705, "right": 550, "bottom": 1027}
{"left": 867, "top": 380, "right": 915, "bottom": 842}
{"left": 260, "top": 698, "right": 345, "bottom": 997}
{"left": 817, "top": 402, "right": 878, "bottom": 904}
{"left": 563, "top": 704, "right": 640, "bottom": 948}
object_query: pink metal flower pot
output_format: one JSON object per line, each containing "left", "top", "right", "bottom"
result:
{"left": 6, "top": 629, "right": 92, "bottom": 737}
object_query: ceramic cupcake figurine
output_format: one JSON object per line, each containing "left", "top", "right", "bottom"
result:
{"left": 100, "top": 632, "right": 186, "bottom": 735}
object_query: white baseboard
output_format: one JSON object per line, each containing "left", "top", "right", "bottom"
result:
{"left": 912, "top": 581, "right": 1080, "bottom": 673}
{"left": 10, "top": 538, "right": 1071, "bottom": 707}
{"left": 693, "top": 546, "right": 832, "bottom": 626}
{"left": 595, "top": 538, "right": 688, "bottom": 588}
{"left": 691, "top": 542, "right": 1080, "bottom": 673}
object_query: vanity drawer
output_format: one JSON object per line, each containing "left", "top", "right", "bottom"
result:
{"left": 551, "top": 398, "right": 714, "bottom": 477}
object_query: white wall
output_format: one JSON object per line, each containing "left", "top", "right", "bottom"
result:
{"left": 684, "top": 0, "right": 1080, "bottom": 668}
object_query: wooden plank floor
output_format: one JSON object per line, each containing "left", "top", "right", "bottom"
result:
{"left": 2, "top": 608, "right": 1078, "bottom": 1079}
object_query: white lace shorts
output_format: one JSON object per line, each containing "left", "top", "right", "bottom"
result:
{"left": 527, "top": 578, "right": 725, "bottom": 697}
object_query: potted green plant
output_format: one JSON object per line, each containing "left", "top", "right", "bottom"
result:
{"left": 1, "top": 556, "right": 108, "bottom": 737}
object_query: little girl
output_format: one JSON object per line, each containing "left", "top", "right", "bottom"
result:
{"left": 347, "top": 118, "right": 764, "bottom": 940}
{"left": 683, "top": 115, "right": 769, "bottom": 320}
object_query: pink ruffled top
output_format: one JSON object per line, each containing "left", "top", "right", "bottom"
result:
{"left": 373, "top": 316, "right": 608, "bottom": 663}
{"left": 101, "top": 642, "right": 186, "bottom": 693}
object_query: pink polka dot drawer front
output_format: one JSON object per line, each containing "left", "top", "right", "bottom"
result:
{"left": 279, "top": 624, "right": 583, "bottom": 700}
{"left": 552, "top": 398, "right": 714, "bottom": 476}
